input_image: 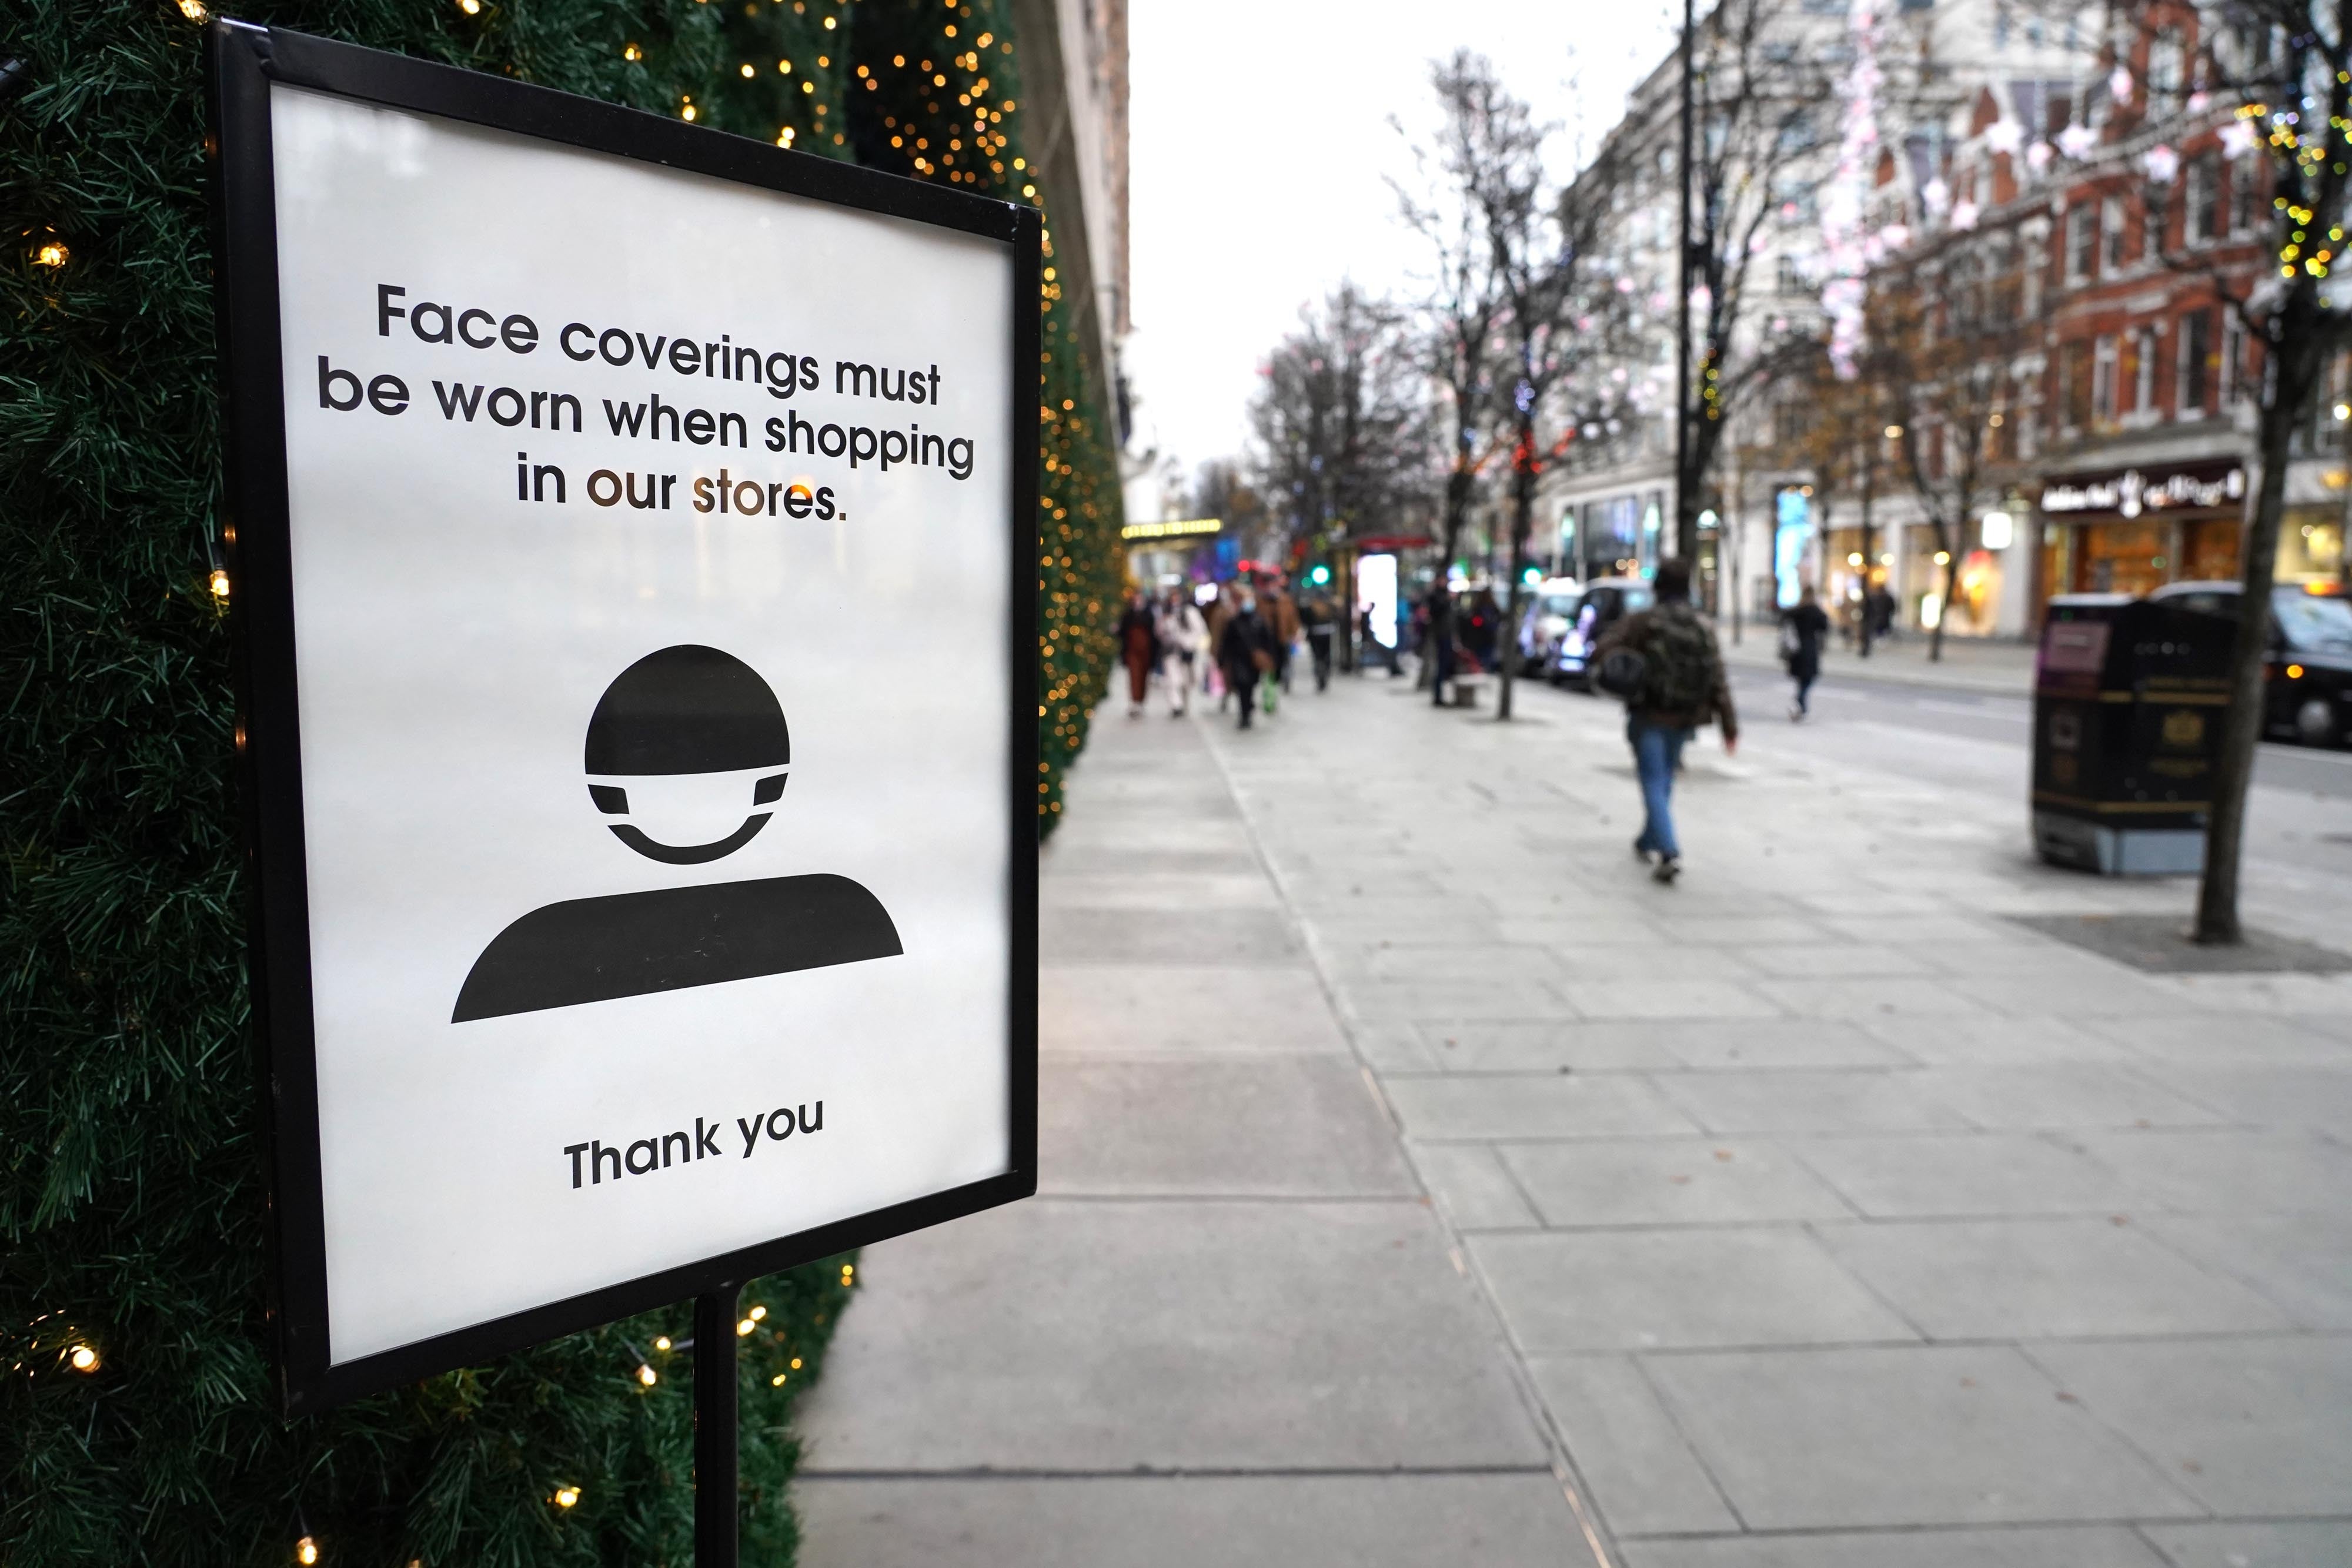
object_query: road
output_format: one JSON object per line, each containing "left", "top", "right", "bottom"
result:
{"left": 1709, "top": 666, "right": 2352, "bottom": 801}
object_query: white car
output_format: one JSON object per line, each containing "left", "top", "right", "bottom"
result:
{"left": 1515, "top": 578, "right": 1582, "bottom": 676}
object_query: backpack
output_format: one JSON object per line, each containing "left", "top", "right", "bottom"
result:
{"left": 1639, "top": 603, "right": 1716, "bottom": 717}
{"left": 1594, "top": 644, "right": 1647, "bottom": 698}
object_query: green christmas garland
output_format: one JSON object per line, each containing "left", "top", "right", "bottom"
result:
{"left": 0, "top": 0, "right": 1121, "bottom": 1563}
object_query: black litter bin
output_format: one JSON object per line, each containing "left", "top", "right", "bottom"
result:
{"left": 2032, "top": 593, "right": 2236, "bottom": 874}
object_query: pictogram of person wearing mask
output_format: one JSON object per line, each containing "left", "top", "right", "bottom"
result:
{"left": 453, "top": 644, "right": 901, "bottom": 1022}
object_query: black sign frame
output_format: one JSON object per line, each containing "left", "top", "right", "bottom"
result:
{"left": 206, "top": 19, "right": 1040, "bottom": 1417}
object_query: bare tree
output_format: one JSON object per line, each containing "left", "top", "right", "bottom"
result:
{"left": 1395, "top": 52, "right": 1515, "bottom": 704}
{"left": 1775, "top": 341, "right": 1896, "bottom": 654}
{"left": 1666, "top": 0, "right": 1840, "bottom": 566}
{"left": 1872, "top": 226, "right": 2042, "bottom": 660}
{"left": 1436, "top": 72, "right": 1625, "bottom": 718}
{"left": 1250, "top": 283, "right": 1436, "bottom": 572}
{"left": 2053, "top": 1, "right": 2352, "bottom": 942}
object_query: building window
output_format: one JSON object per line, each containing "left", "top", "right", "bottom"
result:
{"left": 1776, "top": 253, "right": 1809, "bottom": 295}
{"left": 2188, "top": 153, "right": 2222, "bottom": 243}
{"left": 2102, "top": 196, "right": 2126, "bottom": 269}
{"left": 2065, "top": 340, "right": 2093, "bottom": 428}
{"left": 2221, "top": 313, "right": 2246, "bottom": 406}
{"left": 2141, "top": 187, "right": 2167, "bottom": 258}
{"left": 2093, "top": 335, "right": 2119, "bottom": 423}
{"left": 2180, "top": 308, "right": 2213, "bottom": 414}
{"left": 2132, "top": 326, "right": 2158, "bottom": 414}
{"left": 2231, "top": 162, "right": 2261, "bottom": 233}
{"left": 2067, "top": 205, "right": 2096, "bottom": 280}
{"left": 2149, "top": 29, "right": 2186, "bottom": 102}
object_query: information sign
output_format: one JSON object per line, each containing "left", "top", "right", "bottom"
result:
{"left": 209, "top": 22, "right": 1039, "bottom": 1414}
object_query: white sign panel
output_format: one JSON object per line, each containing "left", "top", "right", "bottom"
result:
{"left": 212, "top": 26, "right": 1039, "bottom": 1412}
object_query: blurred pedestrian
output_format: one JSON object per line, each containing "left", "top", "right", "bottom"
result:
{"left": 1117, "top": 590, "right": 1158, "bottom": 718}
{"left": 1207, "top": 584, "right": 1237, "bottom": 709}
{"left": 1461, "top": 584, "right": 1502, "bottom": 676}
{"left": 1780, "top": 583, "right": 1829, "bottom": 721}
{"left": 1414, "top": 589, "right": 1445, "bottom": 693}
{"left": 1593, "top": 558, "right": 1738, "bottom": 885}
{"left": 1867, "top": 583, "right": 1897, "bottom": 644}
{"left": 1301, "top": 589, "right": 1336, "bottom": 691}
{"left": 1260, "top": 573, "right": 1303, "bottom": 693}
{"left": 1157, "top": 587, "right": 1207, "bottom": 717}
{"left": 1217, "top": 587, "right": 1276, "bottom": 730}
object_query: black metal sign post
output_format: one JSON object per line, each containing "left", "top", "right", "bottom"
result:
{"left": 693, "top": 1286, "right": 740, "bottom": 1568}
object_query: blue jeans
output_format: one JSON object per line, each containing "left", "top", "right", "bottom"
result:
{"left": 1629, "top": 720, "right": 1690, "bottom": 860}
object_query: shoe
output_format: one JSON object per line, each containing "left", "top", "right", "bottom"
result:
{"left": 1632, "top": 837, "right": 1655, "bottom": 865}
{"left": 1652, "top": 856, "right": 1682, "bottom": 885}
{"left": 1788, "top": 703, "right": 1802, "bottom": 721}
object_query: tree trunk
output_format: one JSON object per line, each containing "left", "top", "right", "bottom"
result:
{"left": 1927, "top": 518, "right": 1952, "bottom": 663}
{"left": 1857, "top": 463, "right": 1876, "bottom": 658}
{"left": 1432, "top": 465, "right": 1473, "bottom": 705}
{"left": 1935, "top": 534, "right": 1963, "bottom": 664}
{"left": 2196, "top": 342, "right": 2311, "bottom": 944}
{"left": 1498, "top": 432, "right": 1535, "bottom": 720}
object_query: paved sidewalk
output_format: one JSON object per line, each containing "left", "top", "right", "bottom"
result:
{"left": 793, "top": 699, "right": 1593, "bottom": 1566}
{"left": 799, "top": 669, "right": 2352, "bottom": 1567}
{"left": 1719, "top": 623, "right": 2035, "bottom": 696}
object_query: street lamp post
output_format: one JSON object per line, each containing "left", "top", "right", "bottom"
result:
{"left": 1675, "top": 0, "right": 1696, "bottom": 600}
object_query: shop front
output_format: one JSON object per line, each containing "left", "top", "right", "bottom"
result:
{"left": 2037, "top": 457, "right": 2248, "bottom": 603}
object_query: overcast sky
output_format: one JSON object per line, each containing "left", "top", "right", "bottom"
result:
{"left": 1121, "top": 0, "right": 1681, "bottom": 511}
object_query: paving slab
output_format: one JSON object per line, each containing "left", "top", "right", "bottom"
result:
{"left": 1643, "top": 1345, "right": 2198, "bottom": 1529}
{"left": 2077, "top": 1012, "right": 2351, "bottom": 1065}
{"left": 1412, "top": 1019, "right": 1685, "bottom": 1072}
{"left": 1409, "top": 1142, "right": 1543, "bottom": 1231}
{"left": 1791, "top": 1132, "right": 2141, "bottom": 1218}
{"left": 1039, "top": 965, "right": 1345, "bottom": 1057}
{"left": 1748, "top": 975, "right": 1990, "bottom": 1019}
{"left": 797, "top": 1197, "right": 1545, "bottom": 1472}
{"left": 1619, "top": 1526, "right": 2167, "bottom": 1568}
{"left": 1501, "top": 1138, "right": 1859, "bottom": 1228}
{"left": 1552, "top": 978, "right": 1786, "bottom": 1021}
{"left": 1472, "top": 1228, "right": 1918, "bottom": 1352}
{"left": 1857, "top": 1013, "right": 2139, "bottom": 1065}
{"left": 1916, "top": 1062, "right": 2226, "bottom": 1129}
{"left": 1816, "top": 1217, "right": 2291, "bottom": 1339}
{"left": 2071, "top": 1129, "right": 2352, "bottom": 1214}
{"left": 797, "top": 1474, "right": 1582, "bottom": 1568}
{"left": 2027, "top": 1336, "right": 2352, "bottom": 1516}
{"left": 1042, "top": 871, "right": 1284, "bottom": 910}
{"left": 1383, "top": 1073, "right": 1698, "bottom": 1142}
{"left": 1040, "top": 1057, "right": 1415, "bottom": 1198}
{"left": 2128, "top": 1062, "right": 2352, "bottom": 1129}
{"left": 2138, "top": 1522, "right": 2352, "bottom": 1568}
{"left": 1653, "top": 1068, "right": 1972, "bottom": 1134}
{"left": 1040, "top": 905, "right": 1303, "bottom": 967}
{"left": 2141, "top": 1212, "right": 2352, "bottom": 1329}
{"left": 1659, "top": 1018, "right": 1913, "bottom": 1070}
{"left": 1526, "top": 1357, "right": 1739, "bottom": 1537}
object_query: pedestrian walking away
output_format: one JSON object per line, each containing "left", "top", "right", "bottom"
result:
{"left": 1117, "top": 590, "right": 1158, "bottom": 718}
{"left": 1592, "top": 558, "right": 1738, "bottom": 885}
{"left": 1780, "top": 583, "right": 1829, "bottom": 721}
{"left": 1260, "top": 573, "right": 1303, "bottom": 694}
{"left": 1301, "top": 590, "right": 1336, "bottom": 691}
{"left": 1217, "top": 589, "right": 1276, "bottom": 731}
{"left": 1156, "top": 587, "right": 1207, "bottom": 717}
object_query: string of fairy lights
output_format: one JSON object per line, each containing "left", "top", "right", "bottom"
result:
{"left": 34, "top": 0, "right": 1125, "bottom": 807}
{"left": 22, "top": 0, "right": 1099, "bottom": 1537}
{"left": 17, "top": 1266, "right": 856, "bottom": 1562}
